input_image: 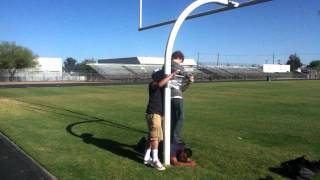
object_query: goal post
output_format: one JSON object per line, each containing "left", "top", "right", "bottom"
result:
{"left": 138, "top": 0, "right": 272, "bottom": 166}
{"left": 164, "top": 0, "right": 233, "bottom": 166}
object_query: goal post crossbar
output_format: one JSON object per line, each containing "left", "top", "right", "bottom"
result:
{"left": 139, "top": 0, "right": 272, "bottom": 31}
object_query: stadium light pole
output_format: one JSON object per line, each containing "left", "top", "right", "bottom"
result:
{"left": 163, "top": 0, "right": 234, "bottom": 165}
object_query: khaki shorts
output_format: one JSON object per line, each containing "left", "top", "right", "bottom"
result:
{"left": 146, "top": 114, "right": 163, "bottom": 141}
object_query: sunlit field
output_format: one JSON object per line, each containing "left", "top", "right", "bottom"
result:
{"left": 0, "top": 80, "right": 319, "bottom": 179}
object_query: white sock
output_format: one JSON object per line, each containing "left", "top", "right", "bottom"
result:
{"left": 152, "top": 149, "right": 159, "bottom": 162}
{"left": 144, "top": 148, "right": 151, "bottom": 161}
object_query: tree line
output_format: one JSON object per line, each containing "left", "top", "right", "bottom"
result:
{"left": 63, "top": 57, "right": 96, "bottom": 73}
{"left": 0, "top": 42, "right": 96, "bottom": 75}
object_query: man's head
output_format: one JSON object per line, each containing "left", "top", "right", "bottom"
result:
{"left": 152, "top": 69, "right": 164, "bottom": 82}
{"left": 177, "top": 148, "right": 192, "bottom": 162}
{"left": 171, "top": 51, "right": 184, "bottom": 64}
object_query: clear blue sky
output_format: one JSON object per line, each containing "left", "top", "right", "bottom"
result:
{"left": 1, "top": 0, "right": 319, "bottom": 65}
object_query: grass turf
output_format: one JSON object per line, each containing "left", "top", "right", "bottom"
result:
{"left": 0, "top": 80, "right": 319, "bottom": 180}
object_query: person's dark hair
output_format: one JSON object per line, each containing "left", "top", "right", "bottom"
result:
{"left": 152, "top": 69, "right": 164, "bottom": 82}
{"left": 177, "top": 148, "right": 193, "bottom": 162}
{"left": 184, "top": 148, "right": 192, "bottom": 158}
{"left": 171, "top": 51, "right": 184, "bottom": 62}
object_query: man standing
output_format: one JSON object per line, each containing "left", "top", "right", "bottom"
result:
{"left": 170, "top": 51, "right": 194, "bottom": 144}
{"left": 144, "top": 69, "right": 179, "bottom": 171}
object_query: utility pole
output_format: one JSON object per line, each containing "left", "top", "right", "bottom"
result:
{"left": 272, "top": 53, "right": 275, "bottom": 64}
{"left": 217, "top": 52, "right": 220, "bottom": 66}
{"left": 197, "top": 52, "right": 200, "bottom": 68}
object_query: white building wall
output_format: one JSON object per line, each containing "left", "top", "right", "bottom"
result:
{"left": 30, "top": 57, "right": 63, "bottom": 81}
{"left": 35, "top": 57, "right": 63, "bottom": 73}
{"left": 263, "top": 64, "right": 290, "bottom": 73}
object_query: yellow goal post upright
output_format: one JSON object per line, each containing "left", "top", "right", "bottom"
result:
{"left": 138, "top": 0, "right": 272, "bottom": 166}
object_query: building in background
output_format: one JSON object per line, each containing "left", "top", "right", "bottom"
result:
{"left": 14, "top": 57, "right": 63, "bottom": 81}
{"left": 96, "top": 56, "right": 197, "bottom": 73}
{"left": 0, "top": 57, "right": 63, "bottom": 81}
{"left": 98, "top": 56, "right": 196, "bottom": 66}
{"left": 263, "top": 64, "right": 290, "bottom": 73}
{"left": 35, "top": 57, "right": 63, "bottom": 75}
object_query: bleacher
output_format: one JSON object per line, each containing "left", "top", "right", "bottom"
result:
{"left": 195, "top": 65, "right": 266, "bottom": 81}
{"left": 88, "top": 64, "right": 163, "bottom": 76}
{"left": 86, "top": 63, "right": 307, "bottom": 83}
{"left": 89, "top": 64, "right": 132, "bottom": 76}
{"left": 88, "top": 63, "right": 266, "bottom": 81}
{"left": 87, "top": 64, "right": 163, "bottom": 83}
{"left": 124, "top": 65, "right": 162, "bottom": 74}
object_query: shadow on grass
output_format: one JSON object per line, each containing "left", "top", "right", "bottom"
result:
{"left": 20, "top": 100, "right": 146, "bottom": 134}
{"left": 66, "top": 120, "right": 143, "bottom": 163}
{"left": 19, "top": 100, "right": 146, "bottom": 163}
{"left": 81, "top": 133, "right": 142, "bottom": 163}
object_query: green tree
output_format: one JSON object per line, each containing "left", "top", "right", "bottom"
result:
{"left": 63, "top": 57, "right": 77, "bottom": 72}
{"left": 286, "top": 54, "right": 302, "bottom": 72}
{"left": 63, "top": 58, "right": 96, "bottom": 73}
{"left": 83, "top": 59, "right": 96, "bottom": 64}
{"left": 75, "top": 59, "right": 96, "bottom": 73}
{"left": 308, "top": 60, "right": 320, "bottom": 70}
{"left": 0, "top": 41, "right": 37, "bottom": 80}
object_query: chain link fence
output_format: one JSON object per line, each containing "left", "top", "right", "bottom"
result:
{"left": 0, "top": 68, "right": 318, "bottom": 84}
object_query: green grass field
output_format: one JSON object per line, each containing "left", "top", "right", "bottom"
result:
{"left": 0, "top": 80, "right": 320, "bottom": 180}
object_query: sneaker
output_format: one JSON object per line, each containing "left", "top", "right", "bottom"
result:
{"left": 152, "top": 160, "right": 166, "bottom": 171}
{"left": 144, "top": 158, "right": 153, "bottom": 165}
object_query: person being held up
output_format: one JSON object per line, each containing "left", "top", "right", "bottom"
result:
{"left": 169, "top": 51, "right": 194, "bottom": 144}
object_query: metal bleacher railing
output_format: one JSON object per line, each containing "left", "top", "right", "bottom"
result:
{"left": 0, "top": 65, "right": 317, "bottom": 83}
